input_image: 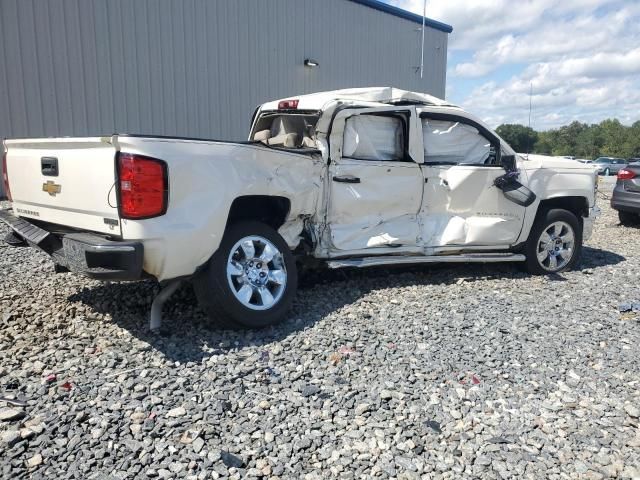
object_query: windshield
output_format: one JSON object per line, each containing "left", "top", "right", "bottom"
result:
{"left": 250, "top": 112, "right": 320, "bottom": 148}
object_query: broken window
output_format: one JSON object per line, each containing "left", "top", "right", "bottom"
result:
{"left": 422, "top": 119, "right": 491, "bottom": 165}
{"left": 343, "top": 115, "right": 404, "bottom": 161}
{"left": 250, "top": 113, "right": 319, "bottom": 148}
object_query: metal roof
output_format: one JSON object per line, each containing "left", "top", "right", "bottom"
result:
{"left": 347, "top": 0, "right": 453, "bottom": 33}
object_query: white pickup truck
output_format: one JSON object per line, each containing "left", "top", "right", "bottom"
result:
{"left": 1, "top": 87, "right": 599, "bottom": 329}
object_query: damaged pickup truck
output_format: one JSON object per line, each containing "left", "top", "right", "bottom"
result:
{"left": 1, "top": 87, "right": 599, "bottom": 329}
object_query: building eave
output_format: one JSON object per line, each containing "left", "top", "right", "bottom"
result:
{"left": 347, "top": 0, "right": 453, "bottom": 33}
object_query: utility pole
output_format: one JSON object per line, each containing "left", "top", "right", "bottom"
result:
{"left": 420, "top": 0, "right": 426, "bottom": 79}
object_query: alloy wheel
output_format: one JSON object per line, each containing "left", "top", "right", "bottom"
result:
{"left": 535, "top": 221, "right": 575, "bottom": 271}
{"left": 226, "top": 235, "right": 287, "bottom": 310}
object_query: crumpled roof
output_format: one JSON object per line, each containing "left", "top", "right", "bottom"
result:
{"left": 262, "top": 87, "right": 459, "bottom": 111}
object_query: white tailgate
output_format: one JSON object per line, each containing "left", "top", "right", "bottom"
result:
{"left": 5, "top": 137, "right": 121, "bottom": 235}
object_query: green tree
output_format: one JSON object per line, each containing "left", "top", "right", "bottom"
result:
{"left": 625, "top": 121, "right": 640, "bottom": 158}
{"left": 534, "top": 131, "right": 554, "bottom": 155}
{"left": 496, "top": 124, "right": 538, "bottom": 153}
{"left": 497, "top": 118, "right": 638, "bottom": 159}
{"left": 574, "top": 125, "right": 604, "bottom": 159}
{"left": 599, "top": 119, "right": 630, "bottom": 157}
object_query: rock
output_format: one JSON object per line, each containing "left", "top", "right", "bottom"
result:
{"left": 355, "top": 403, "right": 371, "bottom": 416}
{"left": 130, "top": 412, "right": 147, "bottom": 423}
{"left": 2, "top": 430, "right": 21, "bottom": 447}
{"left": 26, "top": 453, "right": 43, "bottom": 468}
{"left": 622, "top": 466, "right": 640, "bottom": 478}
{"left": 166, "top": 406, "right": 187, "bottom": 418}
{"left": 425, "top": 421, "right": 442, "bottom": 434}
{"left": 624, "top": 404, "right": 640, "bottom": 418}
{"left": 0, "top": 408, "right": 25, "bottom": 422}
{"left": 301, "top": 385, "right": 320, "bottom": 397}
{"left": 192, "top": 437, "right": 205, "bottom": 453}
{"left": 179, "top": 429, "right": 201, "bottom": 445}
{"left": 487, "top": 436, "right": 513, "bottom": 444}
{"left": 395, "top": 456, "right": 417, "bottom": 472}
{"left": 380, "top": 390, "right": 393, "bottom": 400}
{"left": 220, "top": 451, "right": 244, "bottom": 468}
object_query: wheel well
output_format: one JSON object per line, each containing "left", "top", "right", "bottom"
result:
{"left": 226, "top": 195, "right": 291, "bottom": 230}
{"left": 536, "top": 196, "right": 589, "bottom": 220}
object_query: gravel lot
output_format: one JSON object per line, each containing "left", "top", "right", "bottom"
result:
{"left": 1, "top": 178, "right": 640, "bottom": 479}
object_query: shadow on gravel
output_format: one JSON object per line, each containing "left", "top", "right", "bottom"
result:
{"left": 580, "top": 245, "right": 625, "bottom": 269}
{"left": 67, "top": 245, "right": 625, "bottom": 363}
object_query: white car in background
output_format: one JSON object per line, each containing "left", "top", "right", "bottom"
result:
{"left": 1, "top": 87, "right": 599, "bottom": 329}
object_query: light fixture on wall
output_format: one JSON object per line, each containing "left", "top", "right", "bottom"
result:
{"left": 304, "top": 58, "right": 319, "bottom": 68}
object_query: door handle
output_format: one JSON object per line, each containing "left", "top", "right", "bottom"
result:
{"left": 41, "top": 157, "right": 59, "bottom": 176}
{"left": 333, "top": 175, "right": 360, "bottom": 184}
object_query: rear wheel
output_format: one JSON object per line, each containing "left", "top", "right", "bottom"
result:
{"left": 193, "top": 221, "right": 297, "bottom": 329}
{"left": 524, "top": 209, "right": 582, "bottom": 274}
{"left": 618, "top": 210, "right": 640, "bottom": 226}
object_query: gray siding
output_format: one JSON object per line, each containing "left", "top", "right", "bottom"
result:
{"left": 0, "top": 0, "right": 447, "bottom": 143}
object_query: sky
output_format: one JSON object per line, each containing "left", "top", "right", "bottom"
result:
{"left": 386, "top": 0, "right": 640, "bottom": 130}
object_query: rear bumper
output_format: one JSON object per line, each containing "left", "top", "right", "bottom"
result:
{"left": 611, "top": 184, "right": 640, "bottom": 214}
{"left": 0, "top": 208, "right": 144, "bottom": 281}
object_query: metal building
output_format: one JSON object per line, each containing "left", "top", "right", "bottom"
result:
{"left": 0, "top": 0, "right": 451, "bottom": 194}
{"left": 0, "top": 0, "right": 451, "bottom": 139}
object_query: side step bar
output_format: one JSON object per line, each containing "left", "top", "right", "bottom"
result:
{"left": 327, "top": 253, "right": 526, "bottom": 269}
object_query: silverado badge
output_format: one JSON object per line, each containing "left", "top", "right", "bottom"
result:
{"left": 42, "top": 180, "right": 61, "bottom": 196}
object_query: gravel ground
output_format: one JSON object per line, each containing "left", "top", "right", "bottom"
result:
{"left": 1, "top": 178, "right": 640, "bottom": 479}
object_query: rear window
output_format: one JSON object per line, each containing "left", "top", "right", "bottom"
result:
{"left": 250, "top": 112, "right": 319, "bottom": 149}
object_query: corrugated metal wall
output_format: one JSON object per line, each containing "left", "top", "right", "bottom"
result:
{"left": 0, "top": 0, "right": 448, "bottom": 139}
{"left": 0, "top": 0, "right": 448, "bottom": 195}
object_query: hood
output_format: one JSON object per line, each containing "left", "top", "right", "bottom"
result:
{"left": 519, "top": 153, "right": 599, "bottom": 171}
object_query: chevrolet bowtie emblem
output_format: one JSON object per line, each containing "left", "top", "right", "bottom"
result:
{"left": 42, "top": 180, "right": 61, "bottom": 196}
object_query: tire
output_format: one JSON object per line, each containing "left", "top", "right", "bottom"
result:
{"left": 193, "top": 221, "right": 297, "bottom": 329}
{"left": 604, "top": 168, "right": 610, "bottom": 176}
{"left": 618, "top": 210, "right": 640, "bottom": 226}
{"left": 524, "top": 208, "right": 582, "bottom": 275}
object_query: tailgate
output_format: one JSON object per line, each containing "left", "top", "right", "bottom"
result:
{"left": 4, "top": 137, "right": 121, "bottom": 235}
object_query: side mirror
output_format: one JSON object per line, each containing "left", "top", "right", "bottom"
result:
{"left": 494, "top": 154, "right": 536, "bottom": 207}
{"left": 501, "top": 154, "right": 517, "bottom": 172}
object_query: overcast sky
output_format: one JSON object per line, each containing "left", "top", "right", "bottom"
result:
{"left": 386, "top": 0, "right": 640, "bottom": 130}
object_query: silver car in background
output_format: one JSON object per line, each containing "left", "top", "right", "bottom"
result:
{"left": 593, "top": 157, "right": 627, "bottom": 176}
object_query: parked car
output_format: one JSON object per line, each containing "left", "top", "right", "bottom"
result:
{"left": 593, "top": 157, "right": 627, "bottom": 176}
{"left": 611, "top": 161, "right": 640, "bottom": 225}
{"left": 1, "top": 87, "right": 600, "bottom": 329}
{"left": 577, "top": 159, "right": 593, "bottom": 164}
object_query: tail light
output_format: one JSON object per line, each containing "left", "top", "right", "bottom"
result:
{"left": 617, "top": 168, "right": 636, "bottom": 180}
{"left": 2, "top": 151, "right": 11, "bottom": 201}
{"left": 117, "top": 153, "right": 168, "bottom": 219}
{"left": 278, "top": 99, "right": 299, "bottom": 110}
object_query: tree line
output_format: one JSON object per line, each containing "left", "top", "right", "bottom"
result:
{"left": 496, "top": 120, "right": 640, "bottom": 159}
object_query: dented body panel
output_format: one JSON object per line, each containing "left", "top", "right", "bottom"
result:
{"left": 113, "top": 137, "right": 323, "bottom": 280}
{"left": 3, "top": 87, "right": 599, "bottom": 283}
{"left": 420, "top": 165, "right": 526, "bottom": 248}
